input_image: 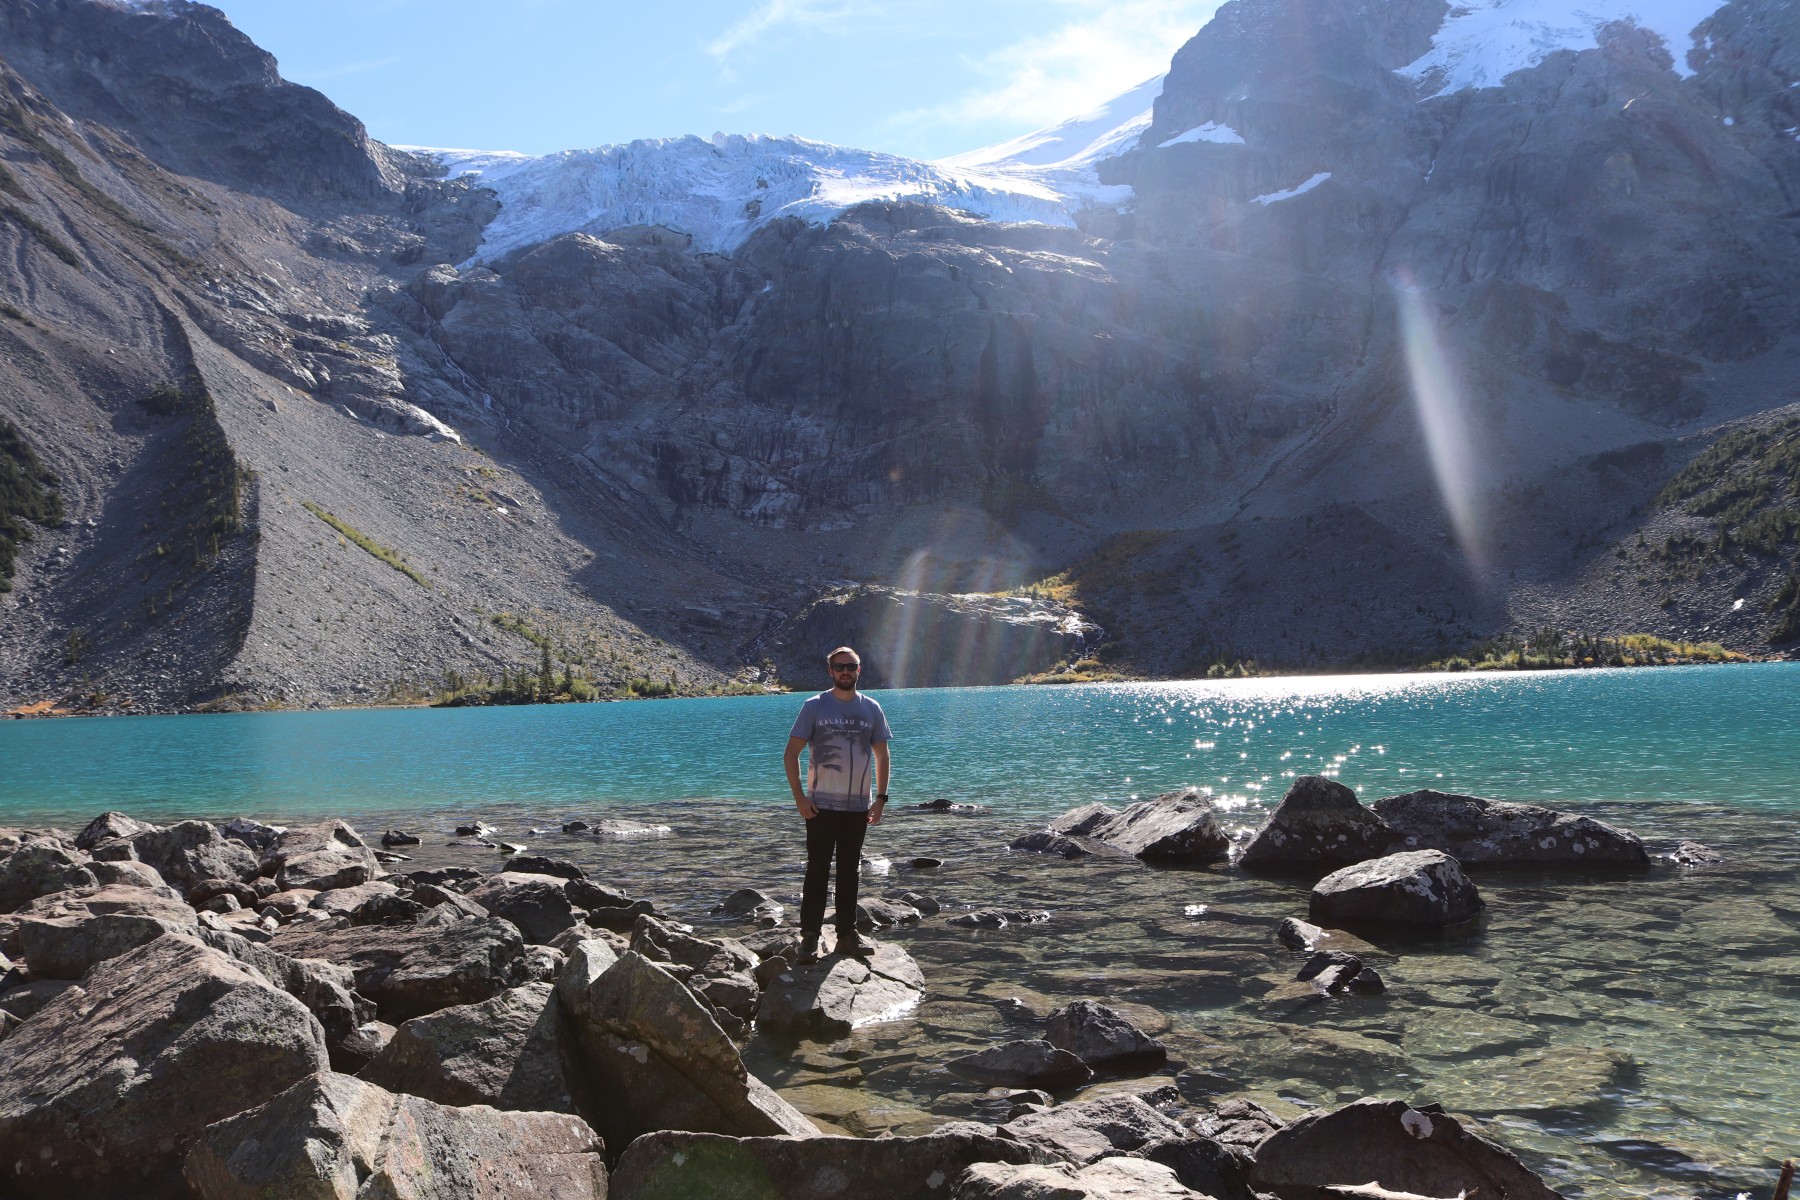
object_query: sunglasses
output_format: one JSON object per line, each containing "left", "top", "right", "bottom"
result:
{"left": 829, "top": 662, "right": 862, "bottom": 671}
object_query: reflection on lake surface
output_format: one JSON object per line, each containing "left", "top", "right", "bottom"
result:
{"left": 3, "top": 664, "right": 1797, "bottom": 1196}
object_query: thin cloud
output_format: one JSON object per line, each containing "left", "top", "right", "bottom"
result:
{"left": 704, "top": 0, "right": 873, "bottom": 60}
{"left": 294, "top": 56, "right": 404, "bottom": 82}
{"left": 893, "top": 0, "right": 1219, "bottom": 139}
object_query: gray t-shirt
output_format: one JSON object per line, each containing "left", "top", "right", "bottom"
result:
{"left": 789, "top": 691, "right": 892, "bottom": 812}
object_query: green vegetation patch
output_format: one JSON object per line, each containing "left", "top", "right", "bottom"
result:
{"left": 0, "top": 415, "right": 63, "bottom": 591}
{"left": 1654, "top": 412, "right": 1800, "bottom": 641}
{"left": 1428, "top": 629, "right": 1745, "bottom": 672}
{"left": 303, "top": 502, "right": 430, "bottom": 589}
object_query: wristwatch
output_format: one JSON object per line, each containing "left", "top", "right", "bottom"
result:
{"left": 875, "top": 793, "right": 889, "bottom": 802}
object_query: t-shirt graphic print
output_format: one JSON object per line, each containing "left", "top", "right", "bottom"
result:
{"left": 789, "top": 691, "right": 892, "bottom": 812}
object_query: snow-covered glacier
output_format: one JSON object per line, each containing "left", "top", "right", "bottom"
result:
{"left": 401, "top": 77, "right": 1160, "bottom": 262}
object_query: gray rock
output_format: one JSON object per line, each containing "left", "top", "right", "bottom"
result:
{"left": 403, "top": 866, "right": 483, "bottom": 890}
{"left": 580, "top": 819, "right": 672, "bottom": 840}
{"left": 1009, "top": 830, "right": 1118, "bottom": 859}
{"left": 891, "top": 889, "right": 941, "bottom": 916}
{"left": 947, "top": 1039, "right": 1093, "bottom": 1089}
{"left": 507, "top": 854, "right": 586, "bottom": 879}
{"left": 18, "top": 907, "right": 199, "bottom": 978}
{"left": 1310, "top": 850, "right": 1483, "bottom": 927}
{"left": 0, "top": 841, "right": 98, "bottom": 912}
{"left": 955, "top": 1157, "right": 1204, "bottom": 1199}
{"left": 714, "top": 887, "right": 778, "bottom": 915}
{"left": 1239, "top": 776, "right": 1398, "bottom": 869}
{"left": 560, "top": 950, "right": 817, "bottom": 1148}
{"left": 270, "top": 916, "right": 527, "bottom": 1021}
{"left": 995, "top": 1093, "right": 1189, "bottom": 1164}
{"left": 124, "top": 821, "right": 261, "bottom": 896}
{"left": 219, "top": 817, "right": 286, "bottom": 852}
{"left": 188, "top": 926, "right": 374, "bottom": 1066}
{"left": 630, "top": 914, "right": 763, "bottom": 1029}
{"left": 756, "top": 940, "right": 926, "bottom": 1035}
{"left": 0, "top": 934, "right": 330, "bottom": 1199}
{"left": 612, "top": 1129, "right": 1039, "bottom": 1200}
{"left": 361, "top": 981, "right": 573, "bottom": 1112}
{"left": 348, "top": 891, "right": 428, "bottom": 926}
{"left": 1047, "top": 788, "right": 1231, "bottom": 862}
{"left": 310, "top": 879, "right": 400, "bottom": 917}
{"left": 333, "top": 1020, "right": 395, "bottom": 1070}
{"left": 73, "top": 811, "right": 156, "bottom": 851}
{"left": 0, "top": 978, "right": 78, "bottom": 1023}
{"left": 263, "top": 821, "right": 380, "bottom": 892}
{"left": 380, "top": 829, "right": 421, "bottom": 846}
{"left": 183, "top": 1072, "right": 607, "bottom": 1200}
{"left": 1140, "top": 1135, "right": 1255, "bottom": 1200}
{"left": 858, "top": 895, "right": 924, "bottom": 929}
{"left": 1670, "top": 840, "right": 1725, "bottom": 867}
{"left": 1044, "top": 1000, "right": 1167, "bottom": 1068}
{"left": 948, "top": 908, "right": 1052, "bottom": 930}
{"left": 412, "top": 881, "right": 490, "bottom": 918}
{"left": 1372, "top": 789, "right": 1648, "bottom": 867}
{"left": 1249, "top": 1098, "right": 1562, "bottom": 1200}
{"left": 465, "top": 872, "right": 579, "bottom": 944}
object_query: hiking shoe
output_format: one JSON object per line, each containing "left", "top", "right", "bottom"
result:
{"left": 835, "top": 932, "right": 872, "bottom": 958}
{"left": 796, "top": 932, "right": 822, "bottom": 964}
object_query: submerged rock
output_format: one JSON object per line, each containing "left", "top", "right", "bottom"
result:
{"left": 1310, "top": 850, "right": 1483, "bottom": 927}
{"left": 947, "top": 908, "right": 1052, "bottom": 930}
{"left": 1239, "top": 776, "right": 1397, "bottom": 869}
{"left": 612, "top": 1129, "right": 1037, "bottom": 1200}
{"left": 1249, "top": 1097, "right": 1563, "bottom": 1200}
{"left": 1044, "top": 1000, "right": 1167, "bottom": 1068}
{"left": 947, "top": 1039, "right": 1093, "bottom": 1089}
{"left": 183, "top": 1071, "right": 606, "bottom": 1200}
{"left": 1372, "top": 789, "right": 1649, "bottom": 867}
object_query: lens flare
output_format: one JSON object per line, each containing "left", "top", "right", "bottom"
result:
{"left": 1393, "top": 268, "right": 1488, "bottom": 572}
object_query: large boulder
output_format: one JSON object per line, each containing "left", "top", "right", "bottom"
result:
{"left": 73, "top": 811, "right": 157, "bottom": 850}
{"left": 955, "top": 1157, "right": 1207, "bottom": 1199}
{"left": 0, "top": 841, "right": 98, "bottom": 911}
{"left": 270, "top": 916, "right": 526, "bottom": 1021}
{"left": 1371, "top": 790, "right": 1649, "bottom": 867}
{"left": 756, "top": 939, "right": 926, "bottom": 1035}
{"left": 119, "top": 821, "right": 260, "bottom": 895}
{"left": 1310, "top": 851, "right": 1484, "bottom": 927}
{"left": 1239, "top": 776, "right": 1397, "bottom": 869}
{"left": 466, "top": 872, "right": 581, "bottom": 944}
{"left": 360, "top": 981, "right": 573, "bottom": 1112}
{"left": 1044, "top": 1000, "right": 1166, "bottom": 1069}
{"left": 559, "top": 950, "right": 818, "bottom": 1150}
{"left": 946, "top": 1039, "right": 1093, "bottom": 1090}
{"left": 1043, "top": 788, "right": 1231, "bottom": 862}
{"left": 995, "top": 1093, "right": 1188, "bottom": 1165}
{"left": 263, "top": 821, "right": 381, "bottom": 892}
{"left": 183, "top": 1071, "right": 607, "bottom": 1200}
{"left": 613, "top": 1129, "right": 1040, "bottom": 1200}
{"left": 1248, "top": 1098, "right": 1562, "bottom": 1200}
{"left": 0, "top": 934, "right": 330, "bottom": 1200}
{"left": 630, "top": 913, "right": 763, "bottom": 1029}
{"left": 188, "top": 927, "right": 374, "bottom": 1067}
{"left": 15, "top": 885, "right": 200, "bottom": 977}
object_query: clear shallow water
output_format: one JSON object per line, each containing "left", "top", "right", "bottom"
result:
{"left": 2, "top": 663, "right": 1797, "bottom": 1198}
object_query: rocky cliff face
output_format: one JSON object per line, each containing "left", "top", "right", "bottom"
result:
{"left": 1, "top": 0, "right": 1797, "bottom": 713}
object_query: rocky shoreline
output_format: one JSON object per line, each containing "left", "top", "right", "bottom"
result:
{"left": 0, "top": 780, "right": 1746, "bottom": 1199}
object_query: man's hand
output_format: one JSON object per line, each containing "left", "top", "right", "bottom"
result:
{"left": 867, "top": 798, "right": 885, "bottom": 826}
{"left": 795, "top": 795, "right": 818, "bottom": 820}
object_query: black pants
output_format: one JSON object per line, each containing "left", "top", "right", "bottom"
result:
{"left": 801, "top": 808, "right": 868, "bottom": 936}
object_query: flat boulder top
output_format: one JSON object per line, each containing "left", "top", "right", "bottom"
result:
{"left": 1372, "top": 789, "right": 1648, "bottom": 866}
{"left": 1311, "top": 850, "right": 1484, "bottom": 927}
{"left": 269, "top": 916, "right": 525, "bottom": 1021}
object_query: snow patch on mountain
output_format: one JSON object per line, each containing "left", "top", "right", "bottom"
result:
{"left": 1160, "top": 122, "right": 1245, "bottom": 147}
{"left": 409, "top": 78, "right": 1161, "bottom": 262}
{"left": 1400, "top": 0, "right": 1729, "bottom": 96}
{"left": 1255, "top": 172, "right": 1332, "bottom": 205}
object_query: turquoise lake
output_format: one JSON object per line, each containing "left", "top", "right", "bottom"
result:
{"left": 3, "top": 663, "right": 1798, "bottom": 1198}
{"left": 2, "top": 663, "right": 1797, "bottom": 824}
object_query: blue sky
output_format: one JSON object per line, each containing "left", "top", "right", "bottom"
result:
{"left": 204, "top": 0, "right": 1222, "bottom": 161}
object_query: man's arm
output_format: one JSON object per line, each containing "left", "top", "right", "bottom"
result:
{"left": 868, "top": 740, "right": 891, "bottom": 826}
{"left": 785, "top": 736, "right": 816, "bottom": 819}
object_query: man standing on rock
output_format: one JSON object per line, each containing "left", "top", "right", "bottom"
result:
{"left": 784, "top": 645, "right": 891, "bottom": 963}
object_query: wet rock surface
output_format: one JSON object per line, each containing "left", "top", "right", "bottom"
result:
{"left": 1310, "top": 850, "right": 1484, "bottom": 927}
{"left": 757, "top": 938, "right": 926, "bottom": 1035}
{"left": 1373, "top": 789, "right": 1649, "bottom": 867}
{"left": 948, "top": 1038, "right": 1094, "bottom": 1089}
{"left": 1240, "top": 777, "right": 1397, "bottom": 870}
